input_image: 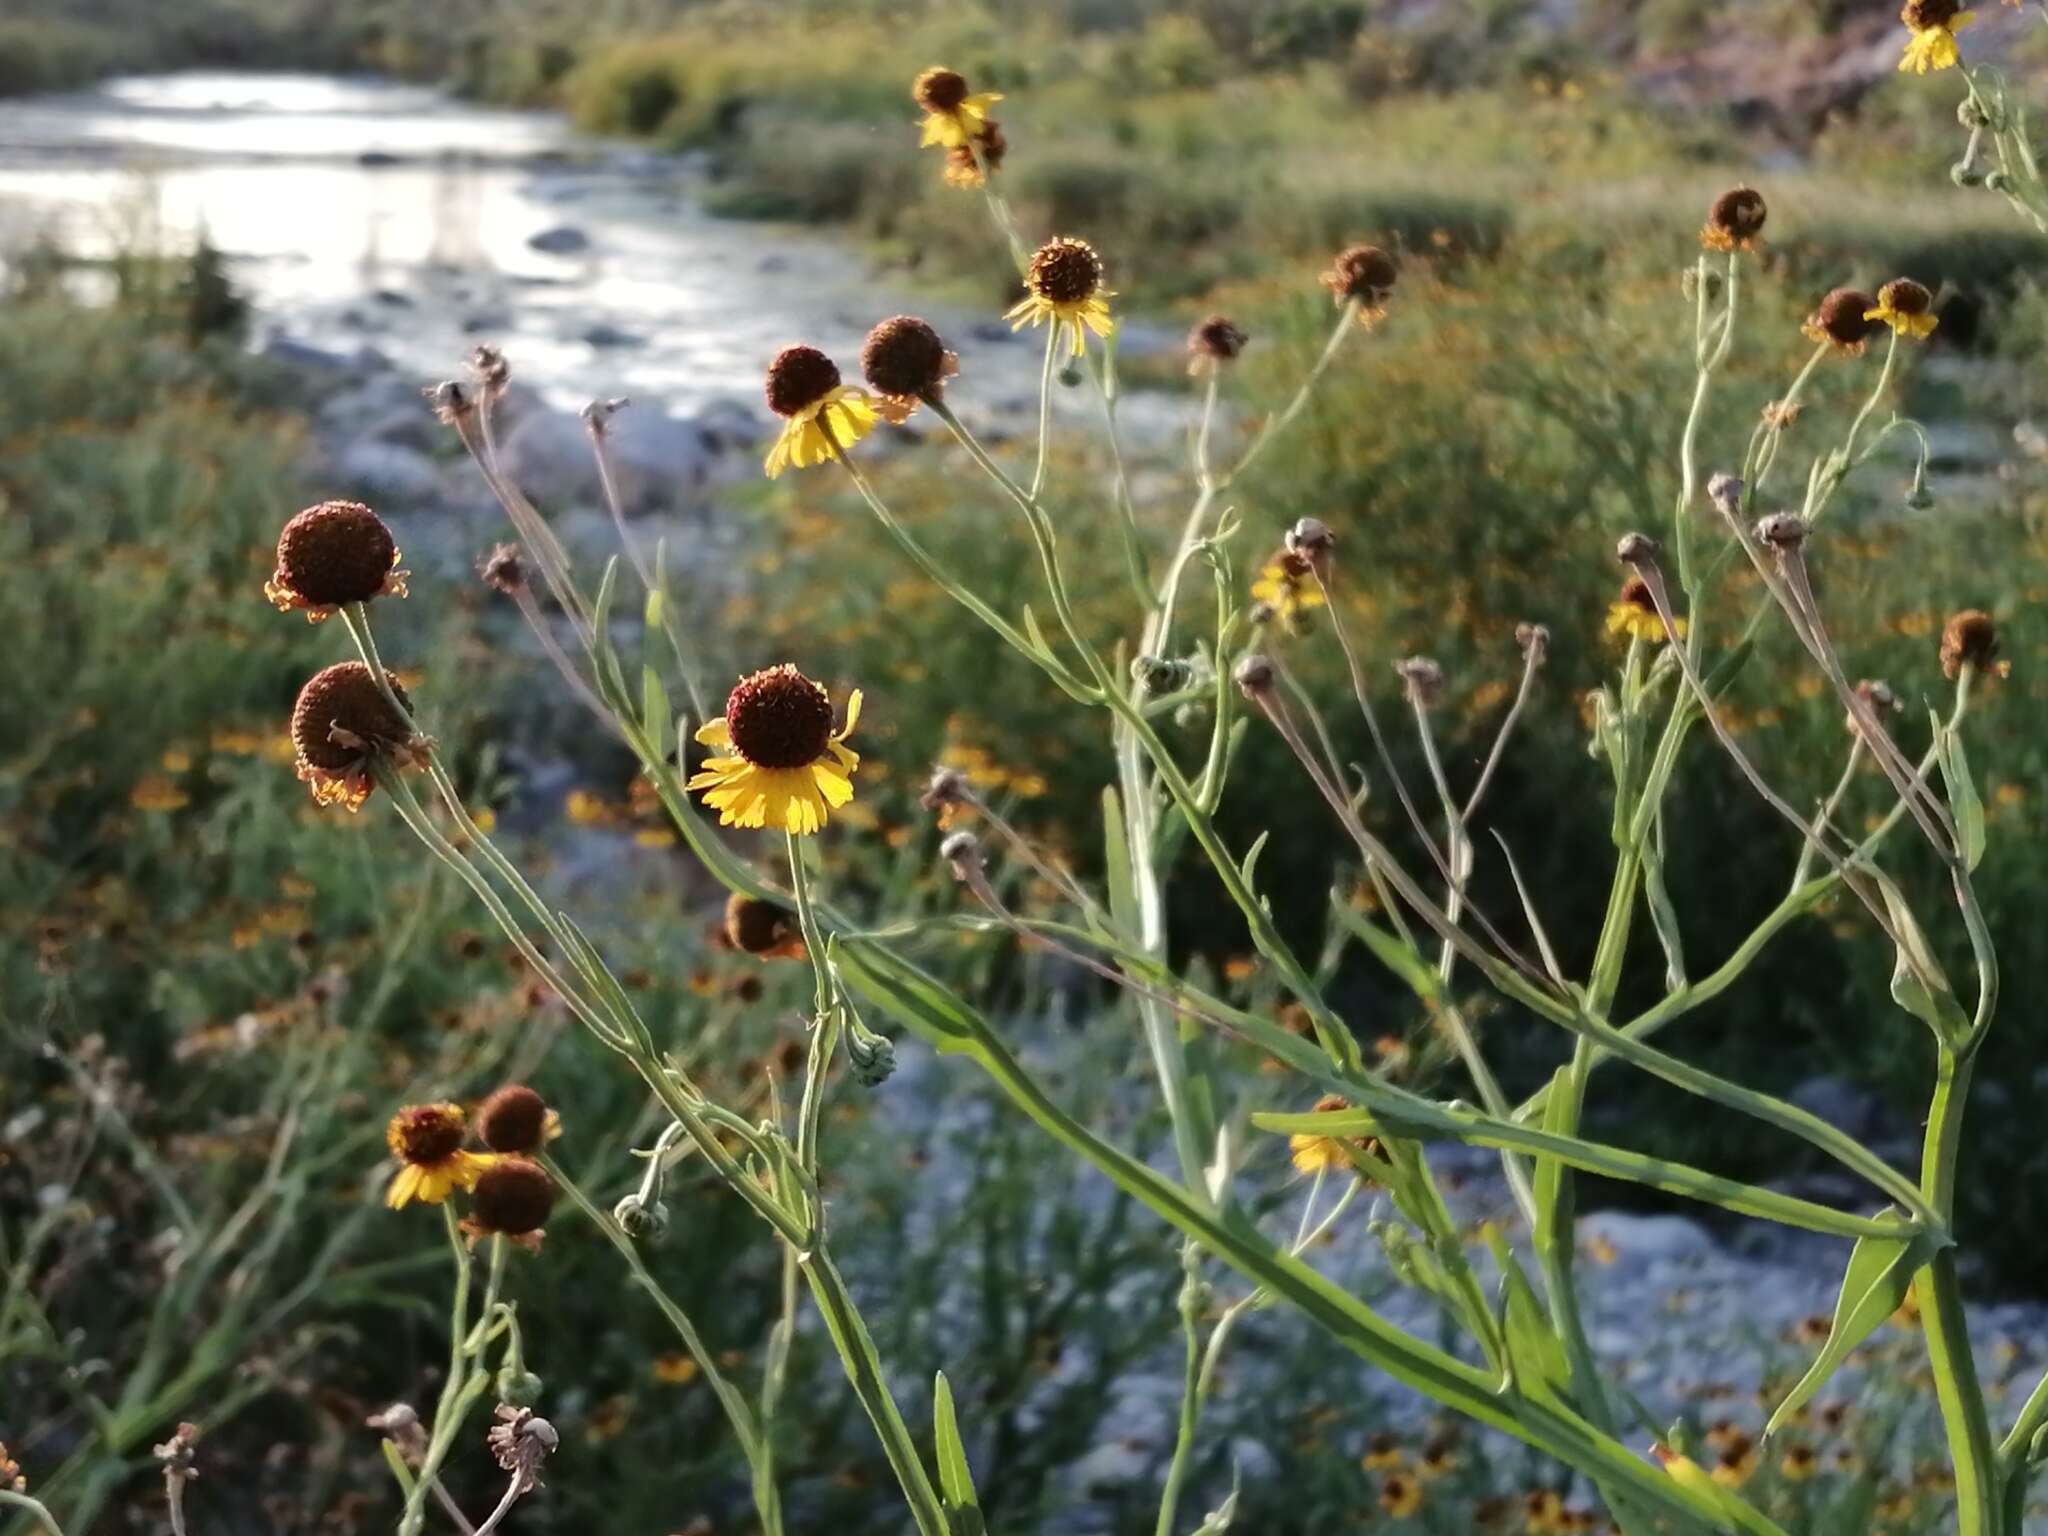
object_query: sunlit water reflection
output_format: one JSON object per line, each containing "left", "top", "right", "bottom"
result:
{"left": 0, "top": 72, "right": 1071, "bottom": 417}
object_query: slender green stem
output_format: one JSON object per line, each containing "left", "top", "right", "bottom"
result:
{"left": 0, "top": 1493, "right": 64, "bottom": 1536}
{"left": 1030, "top": 321, "right": 1058, "bottom": 501}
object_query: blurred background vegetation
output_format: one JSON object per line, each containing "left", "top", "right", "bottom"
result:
{"left": 4, "top": 1, "right": 2047, "bottom": 1532}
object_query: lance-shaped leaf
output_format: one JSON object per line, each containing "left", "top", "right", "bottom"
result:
{"left": 932, "top": 1372, "right": 984, "bottom": 1536}
{"left": 1765, "top": 1214, "right": 1948, "bottom": 1437}
{"left": 1932, "top": 710, "right": 1986, "bottom": 873}
{"left": 1875, "top": 872, "right": 1970, "bottom": 1044}
{"left": 1328, "top": 894, "right": 1440, "bottom": 1001}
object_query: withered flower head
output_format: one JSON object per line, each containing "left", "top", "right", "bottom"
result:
{"left": 944, "top": 121, "right": 1007, "bottom": 187}
{"left": 1701, "top": 187, "right": 1768, "bottom": 252}
{"left": 1233, "top": 654, "right": 1276, "bottom": 696}
{"left": 913, "top": 67, "right": 970, "bottom": 113}
{"left": 1187, "top": 315, "right": 1249, "bottom": 373}
{"left": 1802, "top": 287, "right": 1881, "bottom": 354}
{"left": 266, "top": 500, "right": 407, "bottom": 620}
{"left": 1940, "top": 609, "right": 2007, "bottom": 680}
{"left": 468, "top": 1156, "right": 555, "bottom": 1241}
{"left": 764, "top": 345, "right": 843, "bottom": 419}
{"left": 291, "top": 661, "right": 425, "bottom": 812}
{"left": 1321, "top": 244, "right": 1399, "bottom": 320}
{"left": 861, "top": 315, "right": 956, "bottom": 404}
{"left": 0, "top": 1441, "right": 24, "bottom": 1493}
{"left": 725, "top": 892, "right": 804, "bottom": 959}
{"left": 488, "top": 1406, "right": 558, "bottom": 1494}
{"left": 480, "top": 543, "right": 526, "bottom": 595}
{"left": 1026, "top": 237, "right": 1105, "bottom": 306}
{"left": 477, "top": 1084, "right": 554, "bottom": 1154}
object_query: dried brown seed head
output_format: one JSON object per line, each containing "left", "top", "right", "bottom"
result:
{"left": 1321, "top": 245, "right": 1399, "bottom": 305}
{"left": 724, "top": 893, "right": 801, "bottom": 957}
{"left": 1803, "top": 287, "right": 1880, "bottom": 351}
{"left": 477, "top": 1084, "right": 551, "bottom": 1154}
{"left": 480, "top": 543, "right": 525, "bottom": 595}
{"left": 470, "top": 1157, "right": 555, "bottom": 1236}
{"left": 1702, "top": 187, "right": 1767, "bottom": 251}
{"left": 1188, "top": 315, "right": 1249, "bottom": 365}
{"left": 861, "top": 315, "right": 952, "bottom": 400}
{"left": 271, "top": 500, "right": 399, "bottom": 608}
{"left": 1939, "top": 609, "right": 2002, "bottom": 680}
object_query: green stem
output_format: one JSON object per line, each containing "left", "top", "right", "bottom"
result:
{"left": 1917, "top": 1050, "right": 1999, "bottom": 1535}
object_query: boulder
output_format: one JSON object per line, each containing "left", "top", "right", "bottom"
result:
{"left": 333, "top": 440, "right": 441, "bottom": 506}
{"left": 496, "top": 404, "right": 716, "bottom": 517}
{"left": 526, "top": 225, "right": 592, "bottom": 255}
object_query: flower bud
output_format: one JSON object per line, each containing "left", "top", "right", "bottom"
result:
{"left": 1615, "top": 532, "right": 1660, "bottom": 566}
{"left": 1232, "top": 654, "right": 1276, "bottom": 697}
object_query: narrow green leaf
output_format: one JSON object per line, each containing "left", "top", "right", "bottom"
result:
{"left": 1238, "top": 830, "right": 1270, "bottom": 888}
{"left": 1484, "top": 1226, "right": 1570, "bottom": 1406}
{"left": 1933, "top": 710, "right": 1986, "bottom": 872}
{"left": 932, "top": 1371, "right": 983, "bottom": 1533}
{"left": 642, "top": 666, "right": 672, "bottom": 763}
{"left": 644, "top": 584, "right": 666, "bottom": 634}
{"left": 1328, "top": 896, "right": 1439, "bottom": 1000}
{"left": 1765, "top": 1216, "right": 1942, "bottom": 1436}
{"left": 1533, "top": 1067, "right": 1572, "bottom": 1256}
{"left": 1101, "top": 788, "right": 1138, "bottom": 940}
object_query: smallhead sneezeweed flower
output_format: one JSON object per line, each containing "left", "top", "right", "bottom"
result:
{"left": 1606, "top": 575, "right": 1686, "bottom": 644}
{"left": 1865, "top": 277, "right": 1939, "bottom": 338}
{"left": 385, "top": 1102, "right": 495, "bottom": 1208}
{"left": 1700, "top": 187, "right": 1768, "bottom": 253}
{"left": 1801, "top": 286, "right": 1882, "bottom": 355}
{"left": 463, "top": 1156, "right": 555, "bottom": 1250}
{"left": 1940, "top": 608, "right": 2010, "bottom": 679}
{"left": 762, "top": 344, "right": 878, "bottom": 479}
{"left": 860, "top": 315, "right": 957, "bottom": 421}
{"left": 1321, "top": 244, "right": 1399, "bottom": 327}
{"left": 477, "top": 1083, "right": 559, "bottom": 1154}
{"left": 688, "top": 665, "right": 862, "bottom": 834}
{"left": 1898, "top": 0, "right": 1974, "bottom": 73}
{"left": 265, "top": 499, "right": 408, "bottom": 621}
{"left": 1187, "top": 315, "right": 1249, "bottom": 376}
{"left": 291, "top": 660, "right": 426, "bottom": 811}
{"left": 1288, "top": 1092, "right": 1379, "bottom": 1175}
{"left": 913, "top": 66, "right": 1001, "bottom": 149}
{"left": 724, "top": 892, "right": 805, "bottom": 959}
{"left": 1007, "top": 237, "right": 1116, "bottom": 357}
{"left": 1250, "top": 551, "right": 1326, "bottom": 634}
{"left": 944, "top": 120, "right": 1006, "bottom": 188}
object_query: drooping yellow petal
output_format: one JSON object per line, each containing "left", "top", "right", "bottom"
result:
{"left": 386, "top": 1163, "right": 425, "bottom": 1208}
{"left": 840, "top": 688, "right": 863, "bottom": 737}
{"left": 696, "top": 716, "right": 731, "bottom": 748}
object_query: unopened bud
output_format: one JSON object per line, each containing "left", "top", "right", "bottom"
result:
{"left": 1615, "top": 532, "right": 1659, "bottom": 566}
{"left": 919, "top": 767, "right": 969, "bottom": 812}
{"left": 1754, "top": 512, "right": 1808, "bottom": 549}
{"left": 940, "top": 830, "right": 982, "bottom": 875}
{"left": 1706, "top": 473, "right": 1745, "bottom": 517}
{"left": 1233, "top": 654, "right": 1276, "bottom": 697}
{"left": 1393, "top": 656, "right": 1444, "bottom": 708}
{"left": 1286, "top": 517, "right": 1335, "bottom": 560}
{"left": 1951, "top": 162, "right": 1985, "bottom": 189}
{"left": 496, "top": 1368, "right": 544, "bottom": 1407}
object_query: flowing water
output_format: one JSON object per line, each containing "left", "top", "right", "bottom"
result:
{"left": 0, "top": 70, "right": 1059, "bottom": 416}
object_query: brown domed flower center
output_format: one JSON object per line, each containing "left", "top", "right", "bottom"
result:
{"left": 391, "top": 1104, "right": 466, "bottom": 1165}
{"left": 1879, "top": 277, "right": 1932, "bottom": 316}
{"left": 914, "top": 67, "right": 969, "bottom": 112}
{"left": 292, "top": 662, "right": 414, "bottom": 772}
{"left": 1618, "top": 575, "right": 1657, "bottom": 613}
{"left": 764, "top": 345, "right": 842, "bottom": 418}
{"left": 1903, "top": 0, "right": 1961, "bottom": 28}
{"left": 275, "top": 499, "right": 397, "bottom": 606}
{"left": 1810, "top": 287, "right": 1879, "bottom": 347}
{"left": 1707, "top": 188, "right": 1767, "bottom": 243}
{"left": 725, "top": 665, "right": 835, "bottom": 768}
{"left": 471, "top": 1158, "right": 555, "bottom": 1235}
{"left": 1027, "top": 238, "right": 1104, "bottom": 306}
{"left": 861, "top": 315, "right": 950, "bottom": 399}
{"left": 1324, "top": 245, "right": 1399, "bottom": 303}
